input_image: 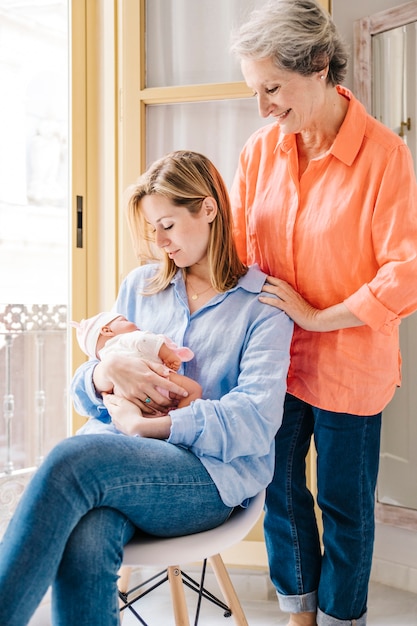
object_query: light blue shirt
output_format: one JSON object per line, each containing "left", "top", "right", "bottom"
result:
{"left": 71, "top": 264, "right": 293, "bottom": 507}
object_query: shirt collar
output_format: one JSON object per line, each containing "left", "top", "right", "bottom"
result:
{"left": 331, "top": 86, "right": 366, "bottom": 165}
{"left": 238, "top": 264, "right": 267, "bottom": 293}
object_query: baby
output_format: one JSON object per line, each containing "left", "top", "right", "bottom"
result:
{"left": 71, "top": 312, "right": 202, "bottom": 433}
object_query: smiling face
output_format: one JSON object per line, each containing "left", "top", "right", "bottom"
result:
{"left": 141, "top": 194, "right": 217, "bottom": 270}
{"left": 241, "top": 56, "right": 326, "bottom": 134}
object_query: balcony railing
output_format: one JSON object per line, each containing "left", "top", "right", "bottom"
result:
{"left": 0, "top": 303, "right": 68, "bottom": 535}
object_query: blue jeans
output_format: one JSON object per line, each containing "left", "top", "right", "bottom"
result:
{"left": 264, "top": 394, "right": 382, "bottom": 626}
{"left": 0, "top": 434, "right": 232, "bottom": 626}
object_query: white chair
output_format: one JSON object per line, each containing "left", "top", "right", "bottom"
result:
{"left": 118, "top": 490, "right": 265, "bottom": 626}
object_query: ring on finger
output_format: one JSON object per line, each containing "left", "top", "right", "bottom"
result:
{"left": 144, "top": 396, "right": 151, "bottom": 404}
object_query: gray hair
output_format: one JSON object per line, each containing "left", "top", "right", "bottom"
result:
{"left": 230, "top": 0, "right": 349, "bottom": 86}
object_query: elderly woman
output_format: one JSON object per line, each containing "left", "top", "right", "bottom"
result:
{"left": 230, "top": 1, "right": 417, "bottom": 626}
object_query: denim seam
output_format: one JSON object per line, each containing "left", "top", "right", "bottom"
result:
{"left": 287, "top": 405, "right": 307, "bottom": 595}
{"left": 112, "top": 517, "right": 134, "bottom": 623}
{"left": 352, "top": 417, "right": 370, "bottom": 618}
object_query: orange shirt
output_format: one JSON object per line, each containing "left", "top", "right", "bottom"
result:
{"left": 231, "top": 86, "right": 417, "bottom": 415}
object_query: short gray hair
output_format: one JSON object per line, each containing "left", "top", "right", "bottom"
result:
{"left": 230, "top": 0, "right": 349, "bottom": 86}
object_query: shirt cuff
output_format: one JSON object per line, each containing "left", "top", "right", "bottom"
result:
{"left": 344, "top": 284, "right": 400, "bottom": 335}
{"left": 167, "top": 405, "right": 203, "bottom": 447}
{"left": 86, "top": 364, "right": 105, "bottom": 403}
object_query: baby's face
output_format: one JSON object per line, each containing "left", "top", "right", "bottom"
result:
{"left": 108, "top": 316, "right": 138, "bottom": 336}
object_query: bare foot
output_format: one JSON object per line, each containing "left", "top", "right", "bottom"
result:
{"left": 287, "top": 612, "right": 317, "bottom": 626}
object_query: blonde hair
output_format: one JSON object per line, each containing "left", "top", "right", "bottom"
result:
{"left": 230, "top": 0, "right": 348, "bottom": 86}
{"left": 126, "top": 150, "right": 247, "bottom": 293}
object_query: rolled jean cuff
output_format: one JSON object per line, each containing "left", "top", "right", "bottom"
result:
{"left": 277, "top": 590, "right": 317, "bottom": 613}
{"left": 317, "top": 608, "right": 367, "bottom": 626}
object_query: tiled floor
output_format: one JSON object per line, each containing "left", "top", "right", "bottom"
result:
{"left": 29, "top": 565, "right": 417, "bottom": 625}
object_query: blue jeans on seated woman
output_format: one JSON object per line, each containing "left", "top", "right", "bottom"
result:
{"left": 0, "top": 434, "right": 232, "bottom": 626}
{"left": 264, "top": 393, "right": 382, "bottom": 626}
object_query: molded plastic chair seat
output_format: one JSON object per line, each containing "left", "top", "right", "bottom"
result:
{"left": 119, "top": 490, "right": 265, "bottom": 626}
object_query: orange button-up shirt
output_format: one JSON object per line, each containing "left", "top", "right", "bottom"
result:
{"left": 231, "top": 86, "right": 417, "bottom": 415}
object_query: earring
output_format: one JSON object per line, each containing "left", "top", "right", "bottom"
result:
{"left": 320, "top": 75, "right": 325, "bottom": 80}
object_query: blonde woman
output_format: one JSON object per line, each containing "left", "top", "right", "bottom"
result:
{"left": 0, "top": 151, "right": 293, "bottom": 626}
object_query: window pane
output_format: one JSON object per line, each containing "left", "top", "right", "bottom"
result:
{"left": 0, "top": 1, "right": 69, "bottom": 475}
{"left": 146, "top": 0, "right": 266, "bottom": 87}
{"left": 146, "top": 99, "right": 271, "bottom": 189}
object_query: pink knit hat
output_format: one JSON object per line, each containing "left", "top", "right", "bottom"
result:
{"left": 70, "top": 312, "right": 121, "bottom": 359}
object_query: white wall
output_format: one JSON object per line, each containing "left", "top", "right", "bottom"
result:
{"left": 332, "top": 0, "right": 417, "bottom": 594}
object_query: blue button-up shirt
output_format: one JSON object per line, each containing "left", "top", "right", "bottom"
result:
{"left": 71, "top": 264, "right": 293, "bottom": 507}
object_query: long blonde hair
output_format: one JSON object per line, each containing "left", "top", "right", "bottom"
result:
{"left": 126, "top": 150, "right": 247, "bottom": 293}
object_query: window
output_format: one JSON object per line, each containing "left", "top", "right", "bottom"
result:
{"left": 0, "top": 0, "right": 69, "bottom": 532}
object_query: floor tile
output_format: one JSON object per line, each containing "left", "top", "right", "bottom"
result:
{"left": 28, "top": 568, "right": 417, "bottom": 625}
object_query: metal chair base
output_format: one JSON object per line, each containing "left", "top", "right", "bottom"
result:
{"left": 119, "top": 556, "right": 245, "bottom": 625}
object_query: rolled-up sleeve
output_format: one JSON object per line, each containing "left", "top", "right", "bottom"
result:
{"left": 345, "top": 143, "right": 417, "bottom": 334}
{"left": 344, "top": 284, "right": 400, "bottom": 335}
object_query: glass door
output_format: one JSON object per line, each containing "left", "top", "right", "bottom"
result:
{"left": 0, "top": 0, "right": 69, "bottom": 531}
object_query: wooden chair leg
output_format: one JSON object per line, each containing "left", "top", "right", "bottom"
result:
{"left": 118, "top": 565, "right": 132, "bottom": 621}
{"left": 208, "top": 554, "right": 249, "bottom": 626}
{"left": 167, "top": 566, "right": 190, "bottom": 626}
{"left": 118, "top": 565, "right": 133, "bottom": 595}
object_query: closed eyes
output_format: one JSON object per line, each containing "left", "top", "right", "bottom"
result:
{"left": 148, "top": 223, "right": 174, "bottom": 233}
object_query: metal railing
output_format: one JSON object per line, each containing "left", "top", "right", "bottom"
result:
{"left": 0, "top": 303, "right": 68, "bottom": 535}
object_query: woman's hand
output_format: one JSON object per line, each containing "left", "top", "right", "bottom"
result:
{"left": 93, "top": 353, "right": 189, "bottom": 414}
{"left": 260, "top": 276, "right": 364, "bottom": 332}
{"left": 260, "top": 277, "right": 320, "bottom": 330}
{"left": 103, "top": 393, "right": 172, "bottom": 438}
